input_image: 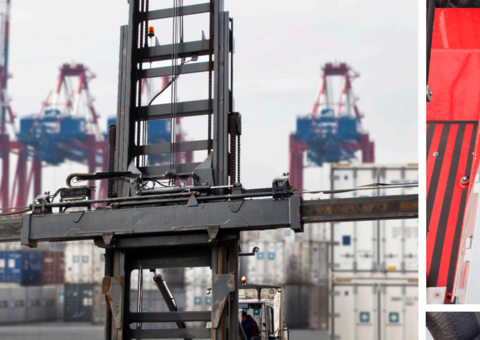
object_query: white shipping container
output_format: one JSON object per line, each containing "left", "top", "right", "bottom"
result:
{"left": 310, "top": 242, "right": 328, "bottom": 285}
{"left": 243, "top": 241, "right": 328, "bottom": 285}
{"left": 330, "top": 164, "right": 418, "bottom": 276}
{"left": 92, "top": 246, "right": 105, "bottom": 284}
{"left": 330, "top": 283, "right": 417, "bottom": 340}
{"left": 295, "top": 223, "right": 330, "bottom": 243}
{"left": 185, "top": 282, "right": 211, "bottom": 327}
{"left": 130, "top": 270, "right": 157, "bottom": 291}
{"left": 65, "top": 241, "right": 94, "bottom": 284}
{"left": 184, "top": 267, "right": 212, "bottom": 287}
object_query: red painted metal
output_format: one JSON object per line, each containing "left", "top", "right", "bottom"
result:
{"left": 427, "top": 8, "right": 480, "bottom": 303}
{"left": 1, "top": 134, "right": 9, "bottom": 208}
{"left": 289, "top": 135, "right": 306, "bottom": 191}
{"left": 43, "top": 251, "right": 65, "bottom": 284}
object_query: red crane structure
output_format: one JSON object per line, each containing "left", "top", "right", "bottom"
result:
{"left": 18, "top": 63, "right": 108, "bottom": 201}
{"left": 289, "top": 62, "right": 375, "bottom": 191}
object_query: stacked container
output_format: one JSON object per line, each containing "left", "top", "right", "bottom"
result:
{"left": 64, "top": 240, "right": 105, "bottom": 323}
{"left": 183, "top": 266, "right": 212, "bottom": 327}
{"left": 239, "top": 164, "right": 417, "bottom": 336}
{"left": 328, "top": 164, "right": 418, "bottom": 339}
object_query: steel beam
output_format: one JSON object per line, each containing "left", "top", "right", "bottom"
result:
{"left": 0, "top": 194, "right": 418, "bottom": 244}
{"left": 129, "top": 311, "right": 211, "bottom": 323}
{"left": 301, "top": 194, "right": 418, "bottom": 223}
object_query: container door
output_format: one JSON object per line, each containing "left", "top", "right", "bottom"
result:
{"left": 331, "top": 284, "right": 379, "bottom": 340}
{"left": 380, "top": 285, "right": 418, "bottom": 340}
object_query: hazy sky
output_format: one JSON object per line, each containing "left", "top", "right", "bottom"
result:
{"left": 6, "top": 0, "right": 417, "bottom": 194}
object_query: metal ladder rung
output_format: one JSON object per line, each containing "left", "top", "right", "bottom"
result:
{"left": 139, "top": 162, "right": 202, "bottom": 177}
{"left": 138, "top": 99, "right": 211, "bottom": 121}
{"left": 131, "top": 328, "right": 211, "bottom": 339}
{"left": 135, "top": 140, "right": 209, "bottom": 156}
{"left": 140, "top": 61, "right": 212, "bottom": 79}
{"left": 130, "top": 311, "right": 211, "bottom": 323}
{"left": 141, "top": 3, "right": 211, "bottom": 21}
{"left": 140, "top": 40, "right": 210, "bottom": 62}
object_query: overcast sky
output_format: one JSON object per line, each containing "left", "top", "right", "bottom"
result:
{"left": 6, "top": 0, "right": 417, "bottom": 195}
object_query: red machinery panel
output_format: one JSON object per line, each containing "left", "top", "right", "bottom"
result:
{"left": 427, "top": 9, "right": 480, "bottom": 302}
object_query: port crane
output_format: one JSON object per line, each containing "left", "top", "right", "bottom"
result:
{"left": 289, "top": 62, "right": 374, "bottom": 191}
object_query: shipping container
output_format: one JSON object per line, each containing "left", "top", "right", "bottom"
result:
{"left": 0, "top": 251, "right": 5, "bottom": 282}
{"left": 0, "top": 285, "right": 27, "bottom": 324}
{"left": 43, "top": 251, "right": 65, "bottom": 284}
{"left": 41, "top": 285, "right": 57, "bottom": 321}
{"left": 184, "top": 267, "right": 212, "bottom": 287}
{"left": 26, "top": 286, "right": 42, "bottom": 322}
{"left": 65, "top": 241, "right": 104, "bottom": 284}
{"left": 185, "top": 282, "right": 211, "bottom": 312}
{"left": 282, "top": 284, "right": 310, "bottom": 329}
{"left": 330, "top": 283, "right": 417, "bottom": 340}
{"left": 6, "top": 251, "right": 21, "bottom": 282}
{"left": 56, "top": 284, "right": 65, "bottom": 320}
{"left": 92, "top": 283, "right": 105, "bottom": 325}
{"left": 64, "top": 283, "right": 93, "bottom": 322}
{"left": 295, "top": 223, "right": 330, "bottom": 243}
{"left": 0, "top": 242, "right": 54, "bottom": 252}
{"left": 6, "top": 286, "right": 27, "bottom": 323}
{"left": 329, "top": 164, "right": 418, "bottom": 276}
{"left": 308, "top": 285, "right": 329, "bottom": 331}
{"left": 243, "top": 241, "right": 328, "bottom": 286}
{"left": 2, "top": 251, "right": 44, "bottom": 285}
{"left": 242, "top": 229, "right": 296, "bottom": 243}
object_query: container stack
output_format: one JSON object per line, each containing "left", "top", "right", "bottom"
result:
{"left": 239, "top": 164, "right": 418, "bottom": 336}
{"left": 64, "top": 240, "right": 105, "bottom": 323}
{"left": 0, "top": 242, "right": 64, "bottom": 324}
{"left": 328, "top": 164, "right": 418, "bottom": 340}
{"left": 240, "top": 230, "right": 329, "bottom": 330}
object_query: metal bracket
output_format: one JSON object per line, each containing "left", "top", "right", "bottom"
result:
{"left": 212, "top": 273, "right": 235, "bottom": 328}
{"left": 187, "top": 195, "right": 199, "bottom": 207}
{"left": 426, "top": 287, "right": 447, "bottom": 304}
{"left": 102, "top": 232, "right": 115, "bottom": 246}
{"left": 207, "top": 226, "right": 220, "bottom": 243}
{"left": 102, "top": 276, "right": 123, "bottom": 329}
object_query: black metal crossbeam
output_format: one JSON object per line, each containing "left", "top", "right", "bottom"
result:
{"left": 0, "top": 194, "right": 417, "bottom": 245}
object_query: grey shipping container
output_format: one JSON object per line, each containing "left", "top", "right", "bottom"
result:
{"left": 308, "top": 285, "right": 329, "bottom": 331}
{"left": 41, "top": 285, "right": 57, "bottom": 321}
{"left": 0, "top": 285, "right": 27, "bottom": 324}
{"left": 64, "top": 283, "right": 93, "bottom": 322}
{"left": 56, "top": 284, "right": 64, "bottom": 320}
{"left": 92, "top": 283, "right": 105, "bottom": 325}
{"left": 26, "top": 286, "right": 42, "bottom": 322}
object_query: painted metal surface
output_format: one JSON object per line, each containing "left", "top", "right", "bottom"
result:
{"left": 330, "top": 283, "right": 417, "bottom": 340}
{"left": 427, "top": 9, "right": 480, "bottom": 304}
{"left": 26, "top": 286, "right": 42, "bottom": 322}
{"left": 428, "top": 9, "right": 480, "bottom": 121}
{"left": 64, "top": 283, "right": 93, "bottom": 322}
{"left": 330, "top": 164, "right": 418, "bottom": 277}
{"left": 42, "top": 251, "right": 65, "bottom": 284}
{"left": 426, "top": 122, "right": 476, "bottom": 302}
